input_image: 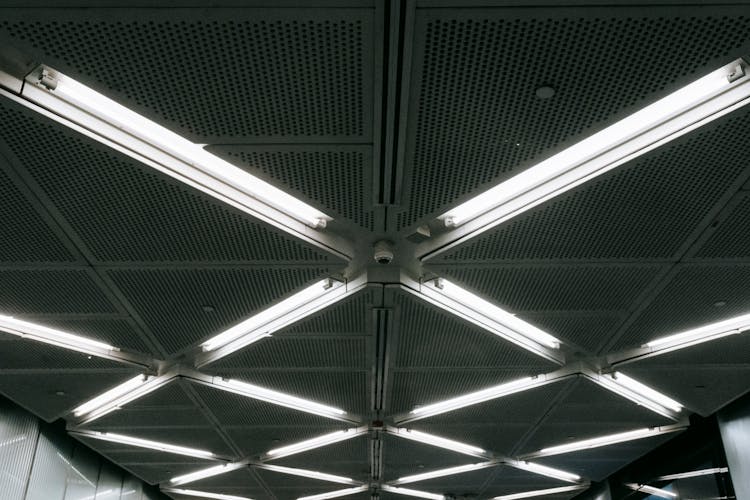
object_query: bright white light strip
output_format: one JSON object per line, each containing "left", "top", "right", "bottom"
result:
{"left": 265, "top": 427, "right": 368, "bottom": 460}
{"left": 535, "top": 427, "right": 684, "bottom": 458}
{"left": 417, "top": 279, "right": 560, "bottom": 352}
{"left": 161, "top": 489, "right": 253, "bottom": 500}
{"left": 591, "top": 372, "right": 683, "bottom": 418}
{"left": 656, "top": 467, "right": 729, "bottom": 481}
{"left": 625, "top": 484, "right": 677, "bottom": 499}
{"left": 76, "top": 432, "right": 215, "bottom": 459}
{"left": 297, "top": 486, "right": 368, "bottom": 500}
{"left": 211, "top": 377, "right": 346, "bottom": 419}
{"left": 492, "top": 485, "right": 589, "bottom": 500}
{"left": 72, "top": 373, "right": 173, "bottom": 423}
{"left": 382, "top": 486, "right": 445, "bottom": 500}
{"left": 406, "top": 376, "right": 550, "bottom": 421}
{"left": 0, "top": 314, "right": 115, "bottom": 353}
{"left": 201, "top": 279, "right": 344, "bottom": 352}
{"left": 170, "top": 463, "right": 247, "bottom": 486}
{"left": 438, "top": 59, "right": 750, "bottom": 230}
{"left": 395, "top": 462, "right": 496, "bottom": 484}
{"left": 257, "top": 464, "right": 355, "bottom": 484}
{"left": 23, "top": 70, "right": 328, "bottom": 229}
{"left": 511, "top": 461, "right": 581, "bottom": 483}
{"left": 389, "top": 428, "right": 485, "bottom": 457}
{"left": 645, "top": 313, "right": 750, "bottom": 353}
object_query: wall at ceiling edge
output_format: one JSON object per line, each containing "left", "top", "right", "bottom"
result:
{"left": 0, "top": 395, "right": 168, "bottom": 500}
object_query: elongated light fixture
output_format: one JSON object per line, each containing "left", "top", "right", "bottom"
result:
{"left": 161, "top": 489, "right": 253, "bottom": 500}
{"left": 401, "top": 277, "right": 561, "bottom": 363}
{"left": 209, "top": 377, "right": 346, "bottom": 420}
{"left": 265, "top": 427, "right": 369, "bottom": 460}
{"left": 401, "top": 375, "right": 557, "bottom": 422}
{"left": 196, "top": 277, "right": 362, "bottom": 366}
{"left": 297, "top": 486, "right": 369, "bottom": 500}
{"left": 0, "top": 314, "right": 114, "bottom": 354}
{"left": 427, "top": 59, "right": 750, "bottom": 252}
{"left": 256, "top": 464, "right": 357, "bottom": 485}
{"left": 588, "top": 371, "right": 683, "bottom": 418}
{"left": 381, "top": 486, "right": 445, "bottom": 500}
{"left": 508, "top": 461, "right": 581, "bottom": 483}
{"left": 625, "top": 484, "right": 676, "bottom": 499}
{"left": 71, "top": 431, "right": 215, "bottom": 459}
{"left": 72, "top": 372, "right": 175, "bottom": 424}
{"left": 492, "top": 484, "right": 590, "bottom": 500}
{"left": 644, "top": 313, "right": 750, "bottom": 354}
{"left": 393, "top": 462, "right": 497, "bottom": 485}
{"left": 17, "top": 67, "right": 329, "bottom": 231}
{"left": 387, "top": 428, "right": 486, "bottom": 458}
{"left": 656, "top": 467, "right": 729, "bottom": 481}
{"left": 526, "top": 425, "right": 687, "bottom": 459}
{"left": 170, "top": 462, "right": 248, "bottom": 486}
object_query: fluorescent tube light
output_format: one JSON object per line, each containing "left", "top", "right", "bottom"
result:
{"left": 297, "top": 486, "right": 368, "bottom": 500}
{"left": 588, "top": 372, "right": 683, "bottom": 418}
{"left": 256, "top": 464, "right": 356, "bottom": 485}
{"left": 433, "top": 59, "right": 750, "bottom": 239}
{"left": 656, "top": 467, "right": 729, "bottom": 481}
{"left": 381, "top": 486, "right": 445, "bottom": 500}
{"left": 387, "top": 428, "right": 485, "bottom": 457}
{"left": 72, "top": 431, "right": 215, "bottom": 459}
{"left": 72, "top": 372, "right": 175, "bottom": 424}
{"left": 394, "top": 462, "right": 497, "bottom": 484}
{"left": 0, "top": 314, "right": 114, "bottom": 354}
{"left": 529, "top": 425, "right": 687, "bottom": 458}
{"left": 265, "top": 427, "right": 369, "bottom": 460}
{"left": 161, "top": 489, "right": 253, "bottom": 500}
{"left": 644, "top": 313, "right": 750, "bottom": 353}
{"left": 200, "top": 279, "right": 345, "bottom": 354}
{"left": 400, "top": 277, "right": 562, "bottom": 363}
{"left": 625, "top": 484, "right": 677, "bottom": 499}
{"left": 210, "top": 377, "right": 346, "bottom": 420}
{"left": 403, "top": 375, "right": 553, "bottom": 421}
{"left": 170, "top": 463, "right": 248, "bottom": 486}
{"left": 492, "top": 485, "right": 589, "bottom": 500}
{"left": 509, "top": 461, "right": 581, "bottom": 483}
{"left": 20, "top": 67, "right": 329, "bottom": 230}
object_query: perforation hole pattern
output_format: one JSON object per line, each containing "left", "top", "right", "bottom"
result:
{"left": 0, "top": 101, "right": 335, "bottom": 263}
{"left": 437, "top": 110, "right": 750, "bottom": 261}
{"left": 216, "top": 147, "right": 374, "bottom": 230}
{"left": 398, "top": 14, "right": 750, "bottom": 229}
{"left": 1, "top": 18, "right": 368, "bottom": 141}
{"left": 0, "top": 168, "right": 75, "bottom": 263}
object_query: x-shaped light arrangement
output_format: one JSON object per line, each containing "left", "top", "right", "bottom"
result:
{"left": 0, "top": 55, "right": 749, "bottom": 500}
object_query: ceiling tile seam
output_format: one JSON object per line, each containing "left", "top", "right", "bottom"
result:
{"left": 681, "top": 190, "right": 750, "bottom": 261}
{"left": 0, "top": 135, "right": 168, "bottom": 357}
{"left": 598, "top": 160, "right": 750, "bottom": 354}
{"left": 506, "top": 378, "right": 578, "bottom": 458}
{"left": 474, "top": 465, "right": 503, "bottom": 499}
{"left": 178, "top": 378, "right": 246, "bottom": 460}
{"left": 248, "top": 462, "right": 279, "bottom": 500}
{"left": 0, "top": 145, "right": 85, "bottom": 264}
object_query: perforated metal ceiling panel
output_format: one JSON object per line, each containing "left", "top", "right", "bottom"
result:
{"left": 0, "top": 99, "right": 342, "bottom": 265}
{"left": 532, "top": 433, "right": 676, "bottom": 482}
{"left": 396, "top": 5, "right": 750, "bottom": 230}
{"left": 0, "top": 370, "right": 140, "bottom": 422}
{"left": 106, "top": 267, "right": 331, "bottom": 356}
{"left": 610, "top": 264, "right": 750, "bottom": 352}
{"left": 210, "top": 145, "right": 375, "bottom": 230}
{"left": 518, "top": 379, "right": 673, "bottom": 455}
{"left": 0, "top": 8, "right": 374, "bottom": 144}
{"left": 429, "top": 108, "right": 750, "bottom": 262}
{"left": 482, "top": 467, "right": 569, "bottom": 499}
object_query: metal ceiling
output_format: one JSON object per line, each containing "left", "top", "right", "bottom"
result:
{"left": 1, "top": 1, "right": 750, "bottom": 500}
